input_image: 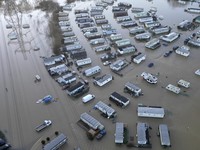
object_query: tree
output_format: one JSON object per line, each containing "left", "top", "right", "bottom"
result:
{"left": 55, "top": 131, "right": 59, "bottom": 136}
{"left": 41, "top": 140, "right": 46, "bottom": 145}
{"left": 46, "top": 137, "right": 50, "bottom": 142}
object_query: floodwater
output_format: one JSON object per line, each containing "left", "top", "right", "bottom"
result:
{"left": 0, "top": 0, "right": 200, "bottom": 150}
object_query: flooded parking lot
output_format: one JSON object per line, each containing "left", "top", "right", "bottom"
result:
{"left": 0, "top": 0, "right": 200, "bottom": 149}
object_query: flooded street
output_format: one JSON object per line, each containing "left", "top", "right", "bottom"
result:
{"left": 0, "top": 0, "right": 200, "bottom": 149}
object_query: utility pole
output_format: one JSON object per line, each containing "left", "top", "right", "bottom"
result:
{"left": 4, "top": 0, "right": 32, "bottom": 60}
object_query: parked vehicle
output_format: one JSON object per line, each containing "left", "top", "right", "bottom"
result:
{"left": 35, "top": 120, "right": 52, "bottom": 132}
{"left": 82, "top": 94, "right": 95, "bottom": 103}
{"left": 96, "top": 129, "right": 106, "bottom": 140}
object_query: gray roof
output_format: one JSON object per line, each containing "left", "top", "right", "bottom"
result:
{"left": 159, "top": 124, "right": 171, "bottom": 146}
{"left": 94, "top": 74, "right": 112, "bottom": 85}
{"left": 80, "top": 112, "right": 104, "bottom": 130}
{"left": 43, "top": 133, "right": 67, "bottom": 150}
{"left": 48, "top": 64, "right": 68, "bottom": 75}
{"left": 137, "top": 106, "right": 165, "bottom": 118}
{"left": 95, "top": 101, "right": 116, "bottom": 117}
{"left": 134, "top": 53, "right": 146, "bottom": 60}
{"left": 125, "top": 82, "right": 141, "bottom": 92}
{"left": 137, "top": 122, "right": 148, "bottom": 145}
{"left": 110, "top": 59, "right": 125, "bottom": 71}
{"left": 115, "top": 122, "right": 124, "bottom": 143}
{"left": 43, "top": 55, "right": 65, "bottom": 66}
{"left": 84, "top": 66, "right": 101, "bottom": 76}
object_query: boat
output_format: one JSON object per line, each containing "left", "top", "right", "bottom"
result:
{"left": 141, "top": 72, "right": 158, "bottom": 84}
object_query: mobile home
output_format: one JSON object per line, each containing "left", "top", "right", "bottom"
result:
{"left": 121, "top": 20, "right": 137, "bottom": 28}
{"left": 94, "top": 101, "right": 116, "bottom": 118}
{"left": 145, "top": 38, "right": 161, "bottom": 50}
{"left": 93, "top": 74, "right": 113, "bottom": 87}
{"left": 150, "top": 26, "right": 171, "bottom": 35}
{"left": 48, "top": 64, "right": 68, "bottom": 76}
{"left": 76, "top": 58, "right": 92, "bottom": 67}
{"left": 82, "top": 27, "right": 98, "bottom": 33}
{"left": 109, "top": 92, "right": 130, "bottom": 107}
{"left": 43, "top": 133, "right": 68, "bottom": 150}
{"left": 144, "top": 21, "right": 160, "bottom": 28}
{"left": 115, "top": 122, "right": 124, "bottom": 144}
{"left": 124, "top": 82, "right": 142, "bottom": 97}
{"left": 133, "top": 53, "right": 146, "bottom": 64}
{"left": 109, "top": 59, "right": 126, "bottom": 71}
{"left": 80, "top": 112, "right": 104, "bottom": 130}
{"left": 43, "top": 54, "right": 65, "bottom": 66}
{"left": 83, "top": 66, "right": 101, "bottom": 77}
{"left": 89, "top": 38, "right": 106, "bottom": 45}
{"left": 115, "top": 39, "right": 131, "bottom": 48}
{"left": 110, "top": 34, "right": 123, "bottom": 42}
{"left": 129, "top": 26, "right": 145, "bottom": 35}
{"left": 187, "top": 39, "right": 200, "bottom": 47}
{"left": 67, "top": 81, "right": 89, "bottom": 97}
{"left": 160, "top": 32, "right": 180, "bottom": 43}
{"left": 117, "top": 45, "right": 136, "bottom": 55}
{"left": 94, "top": 44, "right": 111, "bottom": 52}
{"left": 95, "top": 19, "right": 108, "bottom": 25}
{"left": 137, "top": 123, "right": 151, "bottom": 146}
{"left": 116, "top": 16, "right": 132, "bottom": 23}
{"left": 158, "top": 124, "right": 171, "bottom": 147}
{"left": 56, "top": 73, "right": 76, "bottom": 85}
{"left": 134, "top": 12, "right": 149, "bottom": 18}
{"left": 139, "top": 17, "right": 153, "bottom": 23}
{"left": 135, "top": 32, "right": 151, "bottom": 41}
{"left": 137, "top": 105, "right": 165, "bottom": 118}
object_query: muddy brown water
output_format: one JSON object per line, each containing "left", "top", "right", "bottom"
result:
{"left": 0, "top": 0, "right": 200, "bottom": 149}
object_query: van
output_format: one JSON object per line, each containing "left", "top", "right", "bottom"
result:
{"left": 82, "top": 94, "right": 95, "bottom": 103}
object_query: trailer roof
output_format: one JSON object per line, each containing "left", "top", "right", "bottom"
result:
{"left": 138, "top": 106, "right": 165, "bottom": 118}
{"left": 80, "top": 112, "right": 104, "bottom": 130}
{"left": 137, "top": 122, "right": 148, "bottom": 145}
{"left": 159, "top": 124, "right": 171, "bottom": 146}
{"left": 95, "top": 101, "right": 116, "bottom": 117}
{"left": 115, "top": 122, "right": 124, "bottom": 143}
{"left": 111, "top": 92, "right": 129, "bottom": 103}
{"left": 43, "top": 133, "right": 67, "bottom": 150}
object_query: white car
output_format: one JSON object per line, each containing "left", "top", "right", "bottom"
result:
{"left": 82, "top": 94, "right": 95, "bottom": 103}
{"left": 103, "top": 61, "right": 111, "bottom": 66}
